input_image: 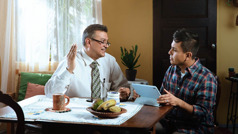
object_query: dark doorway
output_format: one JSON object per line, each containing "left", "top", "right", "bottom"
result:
{"left": 153, "top": 0, "right": 217, "bottom": 87}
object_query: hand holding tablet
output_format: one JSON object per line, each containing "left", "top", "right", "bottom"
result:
{"left": 131, "top": 84, "right": 161, "bottom": 107}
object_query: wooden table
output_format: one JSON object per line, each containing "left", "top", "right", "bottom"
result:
{"left": 0, "top": 96, "right": 173, "bottom": 134}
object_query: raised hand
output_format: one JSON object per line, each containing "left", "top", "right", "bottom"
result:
{"left": 67, "top": 44, "right": 78, "bottom": 73}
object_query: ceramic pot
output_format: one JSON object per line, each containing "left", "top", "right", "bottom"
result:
{"left": 126, "top": 69, "right": 137, "bottom": 81}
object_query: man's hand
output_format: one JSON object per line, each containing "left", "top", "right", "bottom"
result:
{"left": 67, "top": 44, "right": 77, "bottom": 73}
{"left": 132, "top": 90, "right": 139, "bottom": 100}
{"left": 157, "top": 89, "right": 194, "bottom": 114}
{"left": 118, "top": 87, "right": 130, "bottom": 101}
{"left": 157, "top": 89, "right": 180, "bottom": 106}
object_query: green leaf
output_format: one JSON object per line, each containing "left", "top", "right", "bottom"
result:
{"left": 120, "top": 44, "right": 141, "bottom": 70}
{"left": 120, "top": 47, "right": 124, "bottom": 56}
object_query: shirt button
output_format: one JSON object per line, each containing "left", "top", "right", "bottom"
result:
{"left": 177, "top": 87, "right": 180, "bottom": 90}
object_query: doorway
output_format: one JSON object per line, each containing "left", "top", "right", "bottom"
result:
{"left": 153, "top": 0, "right": 217, "bottom": 87}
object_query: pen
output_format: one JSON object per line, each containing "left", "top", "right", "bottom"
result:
{"left": 103, "top": 78, "right": 105, "bottom": 88}
{"left": 86, "top": 99, "right": 93, "bottom": 102}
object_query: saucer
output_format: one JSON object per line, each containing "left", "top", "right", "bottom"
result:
{"left": 45, "top": 107, "right": 71, "bottom": 113}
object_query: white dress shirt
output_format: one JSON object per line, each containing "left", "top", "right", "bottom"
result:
{"left": 45, "top": 48, "right": 129, "bottom": 99}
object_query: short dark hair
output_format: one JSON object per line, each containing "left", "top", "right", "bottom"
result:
{"left": 173, "top": 28, "right": 199, "bottom": 59}
{"left": 82, "top": 24, "right": 108, "bottom": 46}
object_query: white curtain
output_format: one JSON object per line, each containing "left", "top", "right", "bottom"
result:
{"left": 50, "top": 0, "right": 102, "bottom": 62}
{"left": 0, "top": 0, "right": 16, "bottom": 93}
{"left": 16, "top": 0, "right": 102, "bottom": 70}
{"left": 0, "top": 0, "right": 102, "bottom": 93}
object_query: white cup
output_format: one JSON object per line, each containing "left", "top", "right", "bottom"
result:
{"left": 107, "top": 91, "right": 120, "bottom": 105}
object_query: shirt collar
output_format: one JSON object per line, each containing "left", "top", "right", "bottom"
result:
{"left": 187, "top": 57, "right": 201, "bottom": 75}
{"left": 80, "top": 48, "right": 101, "bottom": 66}
{"left": 175, "top": 58, "right": 201, "bottom": 76}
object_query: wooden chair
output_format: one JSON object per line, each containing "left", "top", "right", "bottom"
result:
{"left": 14, "top": 71, "right": 53, "bottom": 133}
{"left": 10, "top": 71, "right": 54, "bottom": 101}
{"left": 0, "top": 91, "right": 25, "bottom": 134}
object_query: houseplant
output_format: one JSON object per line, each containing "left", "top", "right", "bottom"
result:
{"left": 227, "top": 0, "right": 238, "bottom": 7}
{"left": 120, "top": 44, "right": 141, "bottom": 81}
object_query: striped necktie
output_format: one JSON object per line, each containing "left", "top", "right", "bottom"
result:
{"left": 90, "top": 61, "right": 101, "bottom": 99}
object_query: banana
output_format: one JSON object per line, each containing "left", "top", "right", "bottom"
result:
{"left": 109, "top": 106, "right": 121, "bottom": 113}
{"left": 92, "top": 99, "right": 103, "bottom": 110}
{"left": 96, "top": 99, "right": 116, "bottom": 111}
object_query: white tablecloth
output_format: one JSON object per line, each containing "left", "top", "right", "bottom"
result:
{"left": 0, "top": 95, "right": 143, "bottom": 125}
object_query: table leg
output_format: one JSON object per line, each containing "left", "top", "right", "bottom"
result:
{"left": 227, "top": 82, "right": 234, "bottom": 128}
{"left": 151, "top": 124, "right": 156, "bottom": 134}
{"left": 231, "top": 89, "right": 236, "bottom": 134}
{"left": 233, "top": 82, "right": 238, "bottom": 134}
{"left": 7, "top": 123, "right": 14, "bottom": 134}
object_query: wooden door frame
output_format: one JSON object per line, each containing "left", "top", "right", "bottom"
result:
{"left": 153, "top": 0, "right": 217, "bottom": 86}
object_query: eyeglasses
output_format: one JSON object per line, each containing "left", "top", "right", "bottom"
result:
{"left": 91, "top": 38, "right": 111, "bottom": 46}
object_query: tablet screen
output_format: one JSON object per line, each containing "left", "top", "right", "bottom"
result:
{"left": 131, "top": 84, "right": 161, "bottom": 99}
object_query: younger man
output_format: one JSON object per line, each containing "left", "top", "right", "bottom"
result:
{"left": 157, "top": 28, "right": 217, "bottom": 134}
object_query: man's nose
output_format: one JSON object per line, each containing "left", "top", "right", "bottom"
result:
{"left": 168, "top": 49, "right": 172, "bottom": 55}
{"left": 104, "top": 45, "right": 108, "bottom": 48}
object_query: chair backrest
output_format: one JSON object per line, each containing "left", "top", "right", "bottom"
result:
{"left": 15, "top": 71, "right": 54, "bottom": 101}
{"left": 0, "top": 91, "right": 25, "bottom": 134}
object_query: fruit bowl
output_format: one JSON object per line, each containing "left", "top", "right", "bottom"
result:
{"left": 86, "top": 107, "right": 127, "bottom": 118}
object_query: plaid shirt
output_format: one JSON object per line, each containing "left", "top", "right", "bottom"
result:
{"left": 160, "top": 58, "right": 217, "bottom": 134}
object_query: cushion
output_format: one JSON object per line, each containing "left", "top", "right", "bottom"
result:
{"left": 18, "top": 72, "right": 52, "bottom": 101}
{"left": 24, "top": 82, "right": 45, "bottom": 99}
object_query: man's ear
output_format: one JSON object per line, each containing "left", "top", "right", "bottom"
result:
{"left": 85, "top": 38, "right": 91, "bottom": 47}
{"left": 186, "top": 52, "right": 193, "bottom": 58}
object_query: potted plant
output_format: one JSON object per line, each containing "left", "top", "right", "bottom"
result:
{"left": 227, "top": 0, "right": 238, "bottom": 7}
{"left": 120, "top": 44, "right": 141, "bottom": 81}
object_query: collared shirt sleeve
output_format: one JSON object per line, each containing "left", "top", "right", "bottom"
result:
{"left": 109, "top": 57, "right": 129, "bottom": 91}
{"left": 192, "top": 73, "right": 217, "bottom": 122}
{"left": 44, "top": 59, "right": 73, "bottom": 98}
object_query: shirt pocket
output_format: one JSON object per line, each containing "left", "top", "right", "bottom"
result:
{"left": 103, "top": 82, "right": 111, "bottom": 91}
{"left": 101, "top": 82, "right": 112, "bottom": 100}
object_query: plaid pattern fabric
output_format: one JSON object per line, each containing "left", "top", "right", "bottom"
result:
{"left": 90, "top": 61, "right": 101, "bottom": 99}
{"left": 160, "top": 58, "right": 217, "bottom": 134}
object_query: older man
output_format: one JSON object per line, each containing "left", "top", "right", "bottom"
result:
{"left": 45, "top": 24, "right": 131, "bottom": 101}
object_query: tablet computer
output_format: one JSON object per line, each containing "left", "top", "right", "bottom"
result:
{"left": 131, "top": 83, "right": 161, "bottom": 99}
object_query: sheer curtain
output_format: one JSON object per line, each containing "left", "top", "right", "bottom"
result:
{"left": 0, "top": 0, "right": 16, "bottom": 93}
{"left": 0, "top": 0, "right": 102, "bottom": 93}
{"left": 16, "top": 0, "right": 102, "bottom": 71}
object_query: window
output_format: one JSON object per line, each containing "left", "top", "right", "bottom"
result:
{"left": 15, "top": 0, "right": 102, "bottom": 71}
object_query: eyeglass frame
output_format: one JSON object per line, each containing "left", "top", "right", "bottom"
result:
{"left": 90, "top": 38, "right": 111, "bottom": 46}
